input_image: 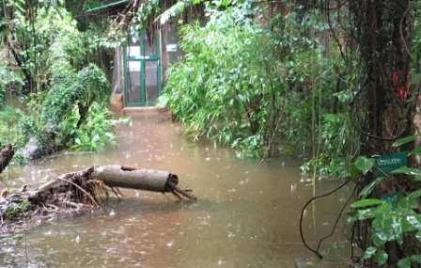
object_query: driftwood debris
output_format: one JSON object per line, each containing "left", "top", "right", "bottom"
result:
{"left": 94, "top": 165, "right": 197, "bottom": 200}
{"left": 95, "top": 165, "right": 176, "bottom": 192}
{"left": 0, "top": 144, "right": 14, "bottom": 173}
{"left": 0, "top": 165, "right": 196, "bottom": 232}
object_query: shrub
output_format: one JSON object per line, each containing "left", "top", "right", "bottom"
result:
{"left": 72, "top": 102, "right": 115, "bottom": 151}
{"left": 165, "top": 7, "right": 279, "bottom": 157}
{"left": 165, "top": 6, "right": 359, "bottom": 166}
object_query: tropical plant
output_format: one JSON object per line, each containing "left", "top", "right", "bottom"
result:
{"left": 165, "top": 5, "right": 277, "bottom": 157}
{"left": 72, "top": 102, "right": 115, "bottom": 151}
{"left": 350, "top": 138, "right": 421, "bottom": 267}
{"left": 165, "top": 4, "right": 359, "bottom": 165}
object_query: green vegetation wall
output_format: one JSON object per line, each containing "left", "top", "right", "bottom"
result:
{"left": 164, "top": 5, "right": 359, "bottom": 177}
{"left": 0, "top": 2, "right": 117, "bottom": 159}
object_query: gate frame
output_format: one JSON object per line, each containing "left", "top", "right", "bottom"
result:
{"left": 123, "top": 31, "right": 161, "bottom": 107}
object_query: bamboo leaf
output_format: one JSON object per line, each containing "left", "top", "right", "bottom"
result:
{"left": 359, "top": 176, "right": 385, "bottom": 198}
{"left": 392, "top": 135, "right": 416, "bottom": 147}
{"left": 390, "top": 167, "right": 421, "bottom": 181}
{"left": 351, "top": 198, "right": 384, "bottom": 209}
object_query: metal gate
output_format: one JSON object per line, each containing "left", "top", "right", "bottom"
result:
{"left": 124, "top": 31, "right": 161, "bottom": 107}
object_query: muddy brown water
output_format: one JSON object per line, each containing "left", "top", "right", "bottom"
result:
{"left": 0, "top": 112, "right": 351, "bottom": 267}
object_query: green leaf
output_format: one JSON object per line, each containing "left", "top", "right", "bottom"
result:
{"left": 411, "top": 255, "right": 421, "bottom": 264}
{"left": 375, "top": 251, "right": 388, "bottom": 265}
{"left": 407, "top": 189, "right": 421, "bottom": 200}
{"left": 392, "top": 135, "right": 416, "bottom": 147}
{"left": 354, "top": 156, "right": 375, "bottom": 174}
{"left": 405, "top": 190, "right": 421, "bottom": 209}
{"left": 390, "top": 167, "right": 421, "bottom": 181}
{"left": 221, "top": 0, "right": 231, "bottom": 7}
{"left": 363, "top": 246, "right": 377, "bottom": 259}
{"left": 373, "top": 232, "right": 387, "bottom": 247}
{"left": 398, "top": 257, "right": 411, "bottom": 268}
{"left": 416, "top": 230, "right": 421, "bottom": 242}
{"left": 351, "top": 198, "right": 384, "bottom": 209}
{"left": 358, "top": 176, "right": 385, "bottom": 198}
{"left": 356, "top": 208, "right": 376, "bottom": 221}
{"left": 406, "top": 215, "right": 421, "bottom": 230}
{"left": 409, "top": 146, "right": 421, "bottom": 156}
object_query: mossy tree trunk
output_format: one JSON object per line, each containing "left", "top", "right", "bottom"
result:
{"left": 0, "top": 144, "right": 14, "bottom": 173}
{"left": 348, "top": 1, "right": 415, "bottom": 266}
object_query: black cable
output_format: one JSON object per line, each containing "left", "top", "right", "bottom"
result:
{"left": 316, "top": 183, "right": 357, "bottom": 252}
{"left": 299, "top": 179, "right": 351, "bottom": 259}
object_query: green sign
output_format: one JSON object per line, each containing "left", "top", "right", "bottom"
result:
{"left": 374, "top": 152, "right": 407, "bottom": 175}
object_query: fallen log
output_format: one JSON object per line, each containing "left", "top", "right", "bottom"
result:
{"left": 94, "top": 165, "right": 197, "bottom": 200}
{"left": 0, "top": 144, "right": 14, "bottom": 173}
{"left": 0, "top": 165, "right": 197, "bottom": 232}
{"left": 94, "top": 165, "right": 177, "bottom": 192}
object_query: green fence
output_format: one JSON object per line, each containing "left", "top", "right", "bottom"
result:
{"left": 124, "top": 31, "right": 161, "bottom": 107}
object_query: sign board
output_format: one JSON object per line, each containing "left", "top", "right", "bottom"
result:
{"left": 166, "top": 44, "right": 178, "bottom": 52}
{"left": 129, "top": 46, "right": 141, "bottom": 57}
{"left": 374, "top": 152, "right": 407, "bottom": 175}
{"left": 128, "top": 61, "right": 141, "bottom": 72}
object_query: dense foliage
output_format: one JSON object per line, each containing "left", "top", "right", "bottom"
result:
{"left": 18, "top": 64, "right": 113, "bottom": 154}
{"left": 0, "top": 1, "right": 115, "bottom": 158}
{"left": 165, "top": 5, "right": 358, "bottom": 176}
{"left": 162, "top": 0, "right": 420, "bottom": 266}
{"left": 0, "top": 0, "right": 419, "bottom": 266}
{"left": 351, "top": 140, "right": 421, "bottom": 267}
{"left": 166, "top": 7, "right": 276, "bottom": 157}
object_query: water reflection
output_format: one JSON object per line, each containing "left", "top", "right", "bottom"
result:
{"left": 0, "top": 112, "right": 350, "bottom": 267}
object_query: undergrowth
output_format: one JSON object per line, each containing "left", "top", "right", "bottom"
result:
{"left": 164, "top": 4, "right": 359, "bottom": 177}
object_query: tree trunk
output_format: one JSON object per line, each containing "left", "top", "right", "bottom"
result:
{"left": 349, "top": 1, "right": 415, "bottom": 266}
{"left": 94, "top": 165, "right": 178, "bottom": 192}
{"left": 0, "top": 144, "right": 14, "bottom": 173}
{"left": 0, "top": 165, "right": 196, "bottom": 232}
{"left": 350, "top": 0, "right": 413, "bottom": 155}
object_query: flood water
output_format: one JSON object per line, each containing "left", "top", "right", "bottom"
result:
{"left": 0, "top": 111, "right": 350, "bottom": 267}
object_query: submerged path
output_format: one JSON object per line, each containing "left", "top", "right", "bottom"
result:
{"left": 1, "top": 109, "right": 349, "bottom": 267}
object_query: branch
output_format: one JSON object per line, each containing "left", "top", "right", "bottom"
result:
{"left": 5, "top": 40, "right": 32, "bottom": 88}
